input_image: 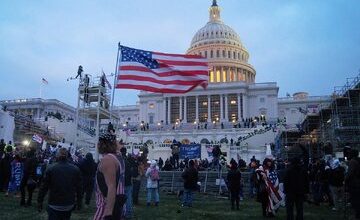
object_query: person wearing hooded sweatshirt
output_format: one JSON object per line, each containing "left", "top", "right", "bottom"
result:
{"left": 145, "top": 160, "right": 160, "bottom": 206}
{"left": 329, "top": 159, "right": 345, "bottom": 211}
{"left": 227, "top": 160, "right": 241, "bottom": 210}
{"left": 181, "top": 160, "right": 198, "bottom": 207}
{"left": 79, "top": 153, "right": 96, "bottom": 206}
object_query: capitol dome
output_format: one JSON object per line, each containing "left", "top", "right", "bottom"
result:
{"left": 187, "top": 0, "right": 256, "bottom": 84}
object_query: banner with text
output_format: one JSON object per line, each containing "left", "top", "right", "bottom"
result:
{"left": 180, "top": 144, "right": 201, "bottom": 159}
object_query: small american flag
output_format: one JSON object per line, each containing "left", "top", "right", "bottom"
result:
{"left": 42, "top": 78, "right": 49, "bottom": 84}
{"left": 32, "top": 134, "right": 43, "bottom": 144}
{"left": 116, "top": 45, "right": 208, "bottom": 93}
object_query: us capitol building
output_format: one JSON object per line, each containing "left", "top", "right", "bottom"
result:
{"left": 115, "top": 1, "right": 330, "bottom": 138}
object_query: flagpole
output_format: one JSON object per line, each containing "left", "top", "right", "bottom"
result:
{"left": 40, "top": 82, "right": 43, "bottom": 99}
{"left": 110, "top": 42, "right": 121, "bottom": 123}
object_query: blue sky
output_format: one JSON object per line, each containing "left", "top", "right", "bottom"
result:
{"left": 1, "top": 0, "right": 359, "bottom": 107}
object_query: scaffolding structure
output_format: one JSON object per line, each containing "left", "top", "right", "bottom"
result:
{"left": 321, "top": 73, "right": 360, "bottom": 151}
{"left": 74, "top": 73, "right": 118, "bottom": 159}
{"left": 278, "top": 73, "right": 360, "bottom": 158}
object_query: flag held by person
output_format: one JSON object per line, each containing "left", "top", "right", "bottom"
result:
{"left": 32, "top": 134, "right": 43, "bottom": 144}
{"left": 116, "top": 45, "right": 209, "bottom": 93}
{"left": 101, "top": 71, "right": 112, "bottom": 89}
{"left": 42, "top": 78, "right": 49, "bottom": 85}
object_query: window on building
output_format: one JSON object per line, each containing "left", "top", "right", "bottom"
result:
{"left": 149, "top": 103, "right": 155, "bottom": 109}
{"left": 210, "top": 50, "right": 213, "bottom": 58}
{"left": 233, "top": 51, "right": 236, "bottom": 59}
{"left": 260, "top": 98, "right": 265, "bottom": 103}
{"left": 216, "top": 50, "right": 220, "bottom": 58}
{"left": 149, "top": 115, "right": 154, "bottom": 124}
{"left": 222, "top": 70, "right": 226, "bottom": 82}
{"left": 205, "top": 51, "right": 208, "bottom": 58}
{"left": 228, "top": 51, "right": 231, "bottom": 58}
{"left": 222, "top": 50, "right": 226, "bottom": 57}
{"left": 127, "top": 117, "right": 131, "bottom": 121}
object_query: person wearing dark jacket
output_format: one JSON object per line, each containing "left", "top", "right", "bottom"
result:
{"left": 121, "top": 147, "right": 136, "bottom": 218}
{"left": 37, "top": 148, "right": 83, "bottom": 220}
{"left": 79, "top": 153, "right": 96, "bottom": 206}
{"left": 181, "top": 160, "right": 198, "bottom": 207}
{"left": 20, "top": 149, "right": 38, "bottom": 207}
{"left": 227, "top": 161, "right": 241, "bottom": 210}
{"left": 329, "top": 159, "right": 345, "bottom": 211}
{"left": 283, "top": 157, "right": 309, "bottom": 220}
{"left": 345, "top": 149, "right": 360, "bottom": 219}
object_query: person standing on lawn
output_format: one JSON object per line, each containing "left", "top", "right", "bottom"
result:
{"left": 181, "top": 160, "right": 199, "bottom": 207}
{"left": 145, "top": 160, "right": 160, "bottom": 206}
{"left": 20, "top": 149, "right": 38, "bottom": 207}
{"left": 93, "top": 133, "right": 126, "bottom": 220}
{"left": 283, "top": 157, "right": 309, "bottom": 220}
{"left": 227, "top": 160, "right": 241, "bottom": 210}
{"left": 78, "top": 152, "right": 97, "bottom": 207}
{"left": 37, "top": 148, "right": 83, "bottom": 220}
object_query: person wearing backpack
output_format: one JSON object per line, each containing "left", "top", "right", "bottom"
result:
{"left": 329, "top": 159, "right": 345, "bottom": 211}
{"left": 145, "top": 160, "right": 160, "bottom": 206}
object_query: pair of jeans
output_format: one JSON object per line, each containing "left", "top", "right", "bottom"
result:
{"left": 20, "top": 178, "right": 36, "bottom": 206}
{"left": 47, "top": 206, "right": 72, "bottom": 220}
{"left": 329, "top": 185, "right": 343, "bottom": 210}
{"left": 147, "top": 188, "right": 159, "bottom": 204}
{"left": 124, "top": 185, "right": 133, "bottom": 218}
{"left": 83, "top": 177, "right": 94, "bottom": 205}
{"left": 182, "top": 189, "right": 194, "bottom": 207}
{"left": 286, "top": 196, "right": 304, "bottom": 220}
{"left": 230, "top": 190, "right": 239, "bottom": 209}
{"left": 132, "top": 179, "right": 141, "bottom": 205}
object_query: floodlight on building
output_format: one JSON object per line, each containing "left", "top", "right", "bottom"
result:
{"left": 157, "top": 122, "right": 161, "bottom": 126}
{"left": 22, "top": 140, "right": 30, "bottom": 146}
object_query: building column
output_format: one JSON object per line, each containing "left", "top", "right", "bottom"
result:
{"left": 179, "top": 97, "right": 183, "bottom": 121}
{"left": 163, "top": 98, "right": 166, "bottom": 123}
{"left": 195, "top": 96, "right": 199, "bottom": 122}
{"left": 207, "top": 95, "right": 211, "bottom": 122}
{"left": 221, "top": 66, "right": 224, "bottom": 82}
{"left": 225, "top": 67, "right": 230, "bottom": 82}
{"left": 224, "top": 95, "right": 229, "bottom": 121}
{"left": 237, "top": 93, "right": 241, "bottom": 120}
{"left": 242, "top": 94, "right": 247, "bottom": 119}
{"left": 235, "top": 68, "right": 238, "bottom": 82}
{"left": 183, "top": 96, "right": 187, "bottom": 123}
{"left": 36, "top": 108, "right": 40, "bottom": 119}
{"left": 220, "top": 94, "right": 224, "bottom": 121}
{"left": 167, "top": 98, "right": 171, "bottom": 124}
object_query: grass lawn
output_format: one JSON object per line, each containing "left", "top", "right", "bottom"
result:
{"left": 0, "top": 191, "right": 347, "bottom": 220}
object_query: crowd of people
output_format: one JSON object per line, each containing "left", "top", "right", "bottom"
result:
{"left": 1, "top": 135, "right": 360, "bottom": 220}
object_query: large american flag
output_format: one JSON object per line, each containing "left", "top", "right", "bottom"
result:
{"left": 116, "top": 46, "right": 209, "bottom": 93}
